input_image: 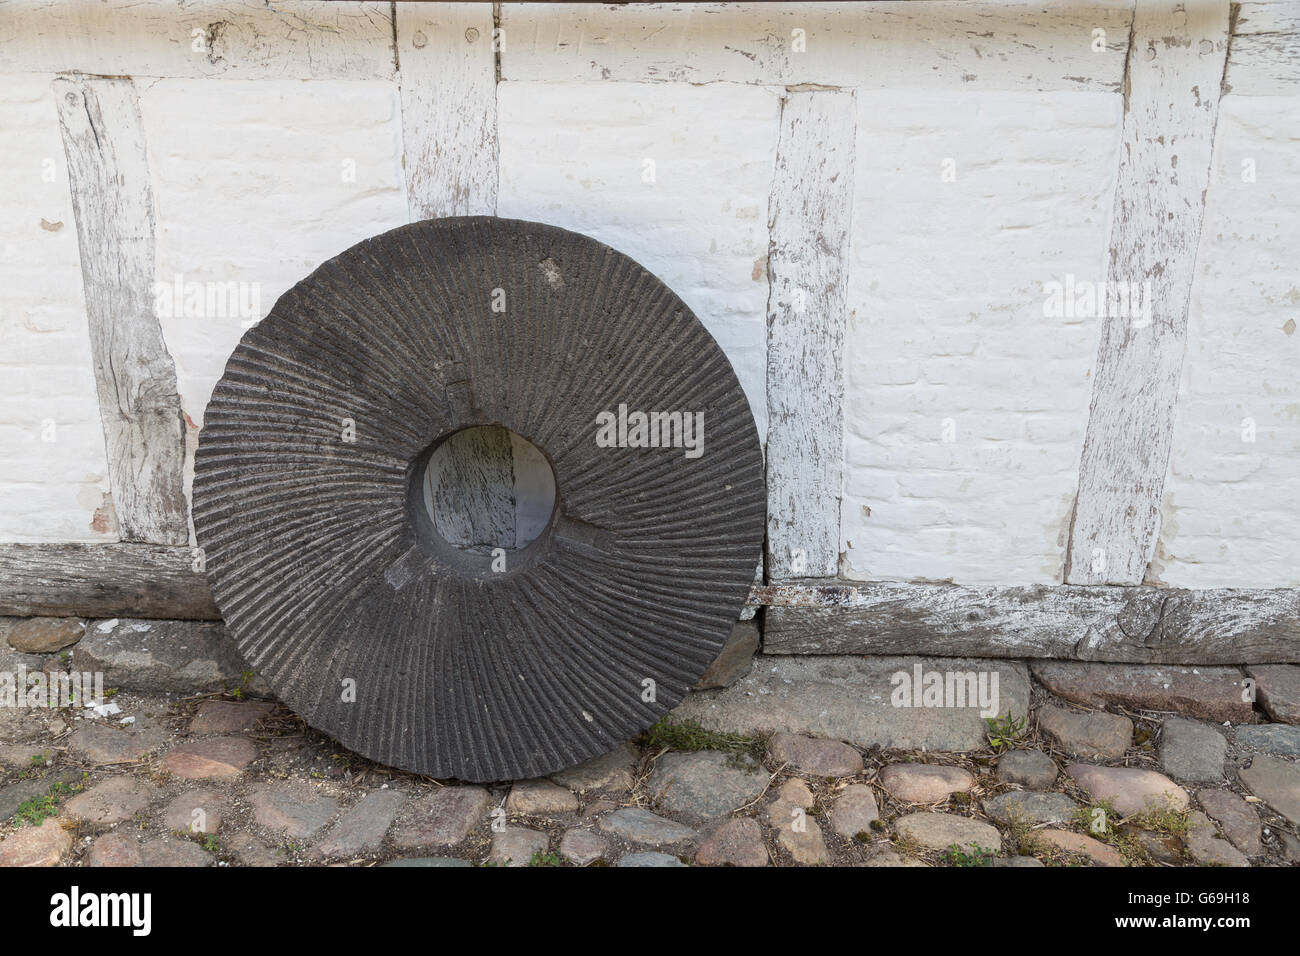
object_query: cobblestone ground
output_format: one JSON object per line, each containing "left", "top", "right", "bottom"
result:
{"left": 2, "top": 653, "right": 1298, "bottom": 867}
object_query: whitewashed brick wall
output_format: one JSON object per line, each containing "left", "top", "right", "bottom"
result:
{"left": 1156, "top": 94, "right": 1300, "bottom": 588}
{"left": 841, "top": 90, "right": 1120, "bottom": 585}
{"left": 0, "top": 75, "right": 112, "bottom": 542}
{"left": 1, "top": 0, "right": 1297, "bottom": 589}
{"left": 497, "top": 81, "right": 780, "bottom": 442}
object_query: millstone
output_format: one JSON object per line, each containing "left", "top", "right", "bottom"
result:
{"left": 191, "top": 217, "right": 764, "bottom": 782}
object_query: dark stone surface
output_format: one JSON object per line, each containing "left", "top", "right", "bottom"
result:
{"left": 5, "top": 617, "right": 84, "bottom": 653}
{"left": 1245, "top": 665, "right": 1300, "bottom": 724}
{"left": 1234, "top": 723, "right": 1300, "bottom": 756}
{"left": 1158, "top": 718, "right": 1226, "bottom": 783}
{"left": 192, "top": 218, "right": 765, "bottom": 782}
{"left": 1031, "top": 661, "right": 1252, "bottom": 722}
{"left": 695, "top": 620, "right": 759, "bottom": 689}
{"left": 73, "top": 618, "right": 269, "bottom": 697}
{"left": 647, "top": 751, "right": 770, "bottom": 819}
{"left": 766, "top": 732, "right": 862, "bottom": 777}
{"left": 983, "top": 791, "right": 1077, "bottom": 826}
{"left": 310, "top": 790, "right": 405, "bottom": 859}
{"left": 190, "top": 700, "right": 275, "bottom": 734}
{"left": 995, "top": 750, "right": 1059, "bottom": 789}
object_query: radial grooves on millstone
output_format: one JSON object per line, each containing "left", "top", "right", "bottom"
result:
{"left": 192, "top": 217, "right": 764, "bottom": 782}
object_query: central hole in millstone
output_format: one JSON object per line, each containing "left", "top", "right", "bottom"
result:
{"left": 422, "top": 425, "right": 557, "bottom": 553}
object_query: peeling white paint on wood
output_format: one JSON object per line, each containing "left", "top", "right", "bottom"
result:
{"left": 55, "top": 76, "right": 189, "bottom": 546}
{"left": 423, "top": 426, "right": 517, "bottom": 549}
{"left": 1065, "top": 0, "right": 1231, "bottom": 586}
{"left": 500, "top": 0, "right": 1133, "bottom": 91}
{"left": 5, "top": 540, "right": 1296, "bottom": 666}
{"left": 759, "top": 580, "right": 1300, "bottom": 664}
{"left": 765, "top": 89, "right": 855, "bottom": 581}
{"left": 1226, "top": 0, "right": 1300, "bottom": 94}
{"left": 0, "top": 0, "right": 396, "bottom": 80}
{"left": 397, "top": 2, "right": 499, "bottom": 220}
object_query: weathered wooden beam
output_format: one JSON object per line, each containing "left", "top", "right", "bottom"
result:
{"left": 3, "top": 544, "right": 1297, "bottom": 666}
{"left": 760, "top": 580, "right": 1300, "bottom": 664}
{"left": 396, "top": 2, "right": 516, "bottom": 547}
{"left": 0, "top": 1, "right": 396, "bottom": 79}
{"left": 397, "top": 2, "right": 499, "bottom": 221}
{"left": 765, "top": 88, "right": 855, "bottom": 580}
{"left": 1226, "top": 0, "right": 1300, "bottom": 94}
{"left": 55, "top": 76, "right": 189, "bottom": 547}
{"left": 1065, "top": 0, "right": 1231, "bottom": 586}
{"left": 500, "top": 1, "right": 1132, "bottom": 91}
{"left": 0, "top": 544, "right": 218, "bottom": 620}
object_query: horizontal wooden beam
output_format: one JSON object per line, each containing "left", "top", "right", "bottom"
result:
{"left": 500, "top": 1, "right": 1133, "bottom": 91}
{"left": 4, "top": 545, "right": 1297, "bottom": 664}
{"left": 760, "top": 580, "right": 1300, "bottom": 665}
{"left": 0, "top": 544, "right": 218, "bottom": 621}
{"left": 1226, "top": 0, "right": 1300, "bottom": 95}
{"left": 0, "top": 1, "right": 396, "bottom": 79}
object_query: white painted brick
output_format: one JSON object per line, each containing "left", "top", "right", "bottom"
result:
{"left": 0, "top": 74, "right": 115, "bottom": 542}
{"left": 1156, "top": 96, "right": 1300, "bottom": 587}
{"left": 139, "top": 79, "right": 408, "bottom": 431}
{"left": 0, "top": 2, "right": 1296, "bottom": 596}
{"left": 137, "top": 79, "right": 408, "bottom": 531}
{"left": 839, "top": 90, "right": 1122, "bottom": 585}
{"left": 496, "top": 80, "right": 780, "bottom": 441}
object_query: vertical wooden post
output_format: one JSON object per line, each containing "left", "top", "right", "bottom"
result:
{"left": 55, "top": 77, "right": 188, "bottom": 546}
{"left": 1066, "top": 0, "right": 1231, "bottom": 585}
{"left": 765, "top": 89, "right": 857, "bottom": 581}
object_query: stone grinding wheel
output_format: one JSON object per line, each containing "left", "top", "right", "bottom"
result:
{"left": 192, "top": 217, "right": 764, "bottom": 782}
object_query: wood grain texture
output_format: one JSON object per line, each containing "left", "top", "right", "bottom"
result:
{"left": 765, "top": 89, "right": 855, "bottom": 580}
{"left": 0, "top": 0, "right": 396, "bottom": 79}
{"left": 1065, "top": 0, "right": 1230, "bottom": 586}
{"left": 397, "top": 2, "right": 516, "bottom": 547}
{"left": 0, "top": 544, "right": 218, "bottom": 620}
{"left": 424, "top": 425, "right": 517, "bottom": 547}
{"left": 397, "top": 2, "right": 499, "bottom": 219}
{"left": 762, "top": 580, "right": 1300, "bottom": 664}
{"left": 500, "top": 1, "right": 1133, "bottom": 91}
{"left": 55, "top": 77, "right": 189, "bottom": 546}
{"left": 1226, "top": 0, "right": 1300, "bottom": 94}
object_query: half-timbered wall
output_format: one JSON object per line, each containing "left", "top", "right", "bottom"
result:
{"left": 2, "top": 1, "right": 1299, "bottom": 656}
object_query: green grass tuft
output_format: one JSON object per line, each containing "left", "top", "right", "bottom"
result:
{"left": 640, "top": 717, "right": 765, "bottom": 763}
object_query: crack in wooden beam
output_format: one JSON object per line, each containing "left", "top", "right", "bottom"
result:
{"left": 54, "top": 76, "right": 189, "bottom": 547}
